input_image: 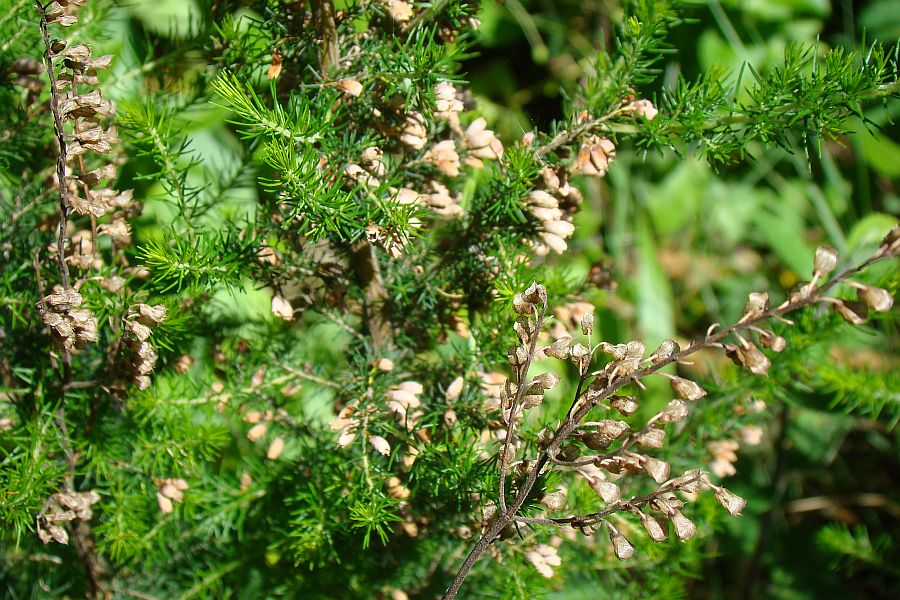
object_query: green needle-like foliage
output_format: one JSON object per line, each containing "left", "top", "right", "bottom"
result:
{"left": 1, "top": 0, "right": 898, "bottom": 599}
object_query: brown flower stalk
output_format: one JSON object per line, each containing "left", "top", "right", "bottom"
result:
{"left": 35, "top": 0, "right": 73, "bottom": 291}
{"left": 442, "top": 230, "right": 897, "bottom": 599}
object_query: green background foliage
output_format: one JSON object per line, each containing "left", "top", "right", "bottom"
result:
{"left": 1, "top": 0, "right": 897, "bottom": 598}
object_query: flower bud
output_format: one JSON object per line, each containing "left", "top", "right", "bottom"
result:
{"left": 368, "top": 435, "right": 391, "bottom": 456}
{"left": 271, "top": 295, "right": 293, "bottom": 320}
{"left": 247, "top": 423, "right": 267, "bottom": 441}
{"left": 445, "top": 376, "right": 464, "bottom": 400}
{"left": 157, "top": 492, "right": 174, "bottom": 514}
{"left": 266, "top": 436, "right": 285, "bottom": 460}
{"left": 337, "top": 78, "right": 362, "bottom": 97}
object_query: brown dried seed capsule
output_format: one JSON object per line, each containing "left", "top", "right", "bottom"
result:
{"left": 571, "top": 343, "right": 590, "bottom": 370}
{"left": 658, "top": 399, "right": 689, "bottom": 423}
{"left": 512, "top": 292, "right": 534, "bottom": 314}
{"left": 636, "top": 427, "right": 665, "bottom": 448}
{"left": 877, "top": 225, "right": 899, "bottom": 257}
{"left": 581, "top": 312, "right": 594, "bottom": 335}
{"left": 522, "top": 282, "right": 547, "bottom": 305}
{"left": 670, "top": 510, "right": 697, "bottom": 541}
{"left": 640, "top": 512, "right": 668, "bottom": 542}
{"left": 736, "top": 342, "right": 771, "bottom": 376}
{"left": 610, "top": 395, "right": 639, "bottom": 416}
{"left": 581, "top": 432, "right": 614, "bottom": 450}
{"left": 609, "top": 531, "right": 635, "bottom": 559}
{"left": 533, "top": 372, "right": 560, "bottom": 389}
{"left": 742, "top": 291, "right": 769, "bottom": 320}
{"left": 599, "top": 342, "right": 626, "bottom": 360}
{"left": 523, "top": 394, "right": 544, "bottom": 409}
{"left": 625, "top": 340, "right": 645, "bottom": 359}
{"left": 537, "top": 427, "right": 554, "bottom": 450}
{"left": 544, "top": 336, "right": 573, "bottom": 359}
{"left": 715, "top": 487, "right": 747, "bottom": 516}
{"left": 669, "top": 376, "right": 707, "bottom": 401}
{"left": 650, "top": 338, "right": 680, "bottom": 363}
{"left": 758, "top": 330, "right": 786, "bottom": 352}
{"left": 596, "top": 420, "right": 630, "bottom": 439}
{"left": 594, "top": 481, "right": 620, "bottom": 504}
{"left": 508, "top": 346, "right": 529, "bottom": 366}
{"left": 833, "top": 299, "right": 868, "bottom": 325}
{"left": 541, "top": 489, "right": 567, "bottom": 511}
{"left": 137, "top": 304, "right": 167, "bottom": 326}
{"left": 643, "top": 457, "right": 671, "bottom": 483}
{"left": 854, "top": 285, "right": 893, "bottom": 312}
{"left": 558, "top": 444, "right": 581, "bottom": 461}
{"left": 813, "top": 245, "right": 839, "bottom": 278}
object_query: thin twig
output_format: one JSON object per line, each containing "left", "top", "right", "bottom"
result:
{"left": 34, "top": 0, "right": 71, "bottom": 290}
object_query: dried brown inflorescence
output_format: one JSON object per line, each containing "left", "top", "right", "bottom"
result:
{"left": 443, "top": 231, "right": 897, "bottom": 598}
{"left": 36, "top": 490, "right": 101, "bottom": 545}
{"left": 34, "top": 0, "right": 147, "bottom": 368}
{"left": 122, "top": 303, "right": 167, "bottom": 389}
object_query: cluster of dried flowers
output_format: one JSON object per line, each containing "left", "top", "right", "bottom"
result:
{"left": 34, "top": 0, "right": 160, "bottom": 384}
{"left": 36, "top": 287, "right": 98, "bottom": 353}
{"left": 153, "top": 478, "right": 189, "bottom": 514}
{"left": 442, "top": 228, "right": 897, "bottom": 598}
{"left": 36, "top": 490, "right": 101, "bottom": 545}
{"left": 337, "top": 77, "right": 504, "bottom": 257}
{"left": 122, "top": 303, "right": 167, "bottom": 389}
{"left": 330, "top": 373, "right": 425, "bottom": 465}
{"left": 30, "top": 0, "right": 171, "bottom": 550}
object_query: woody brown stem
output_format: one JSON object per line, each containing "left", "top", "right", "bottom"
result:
{"left": 348, "top": 238, "right": 392, "bottom": 350}
{"left": 310, "top": 0, "right": 339, "bottom": 76}
{"left": 34, "top": 1, "right": 71, "bottom": 291}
